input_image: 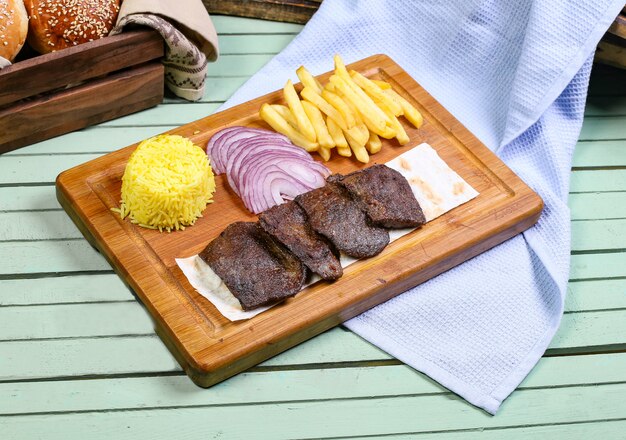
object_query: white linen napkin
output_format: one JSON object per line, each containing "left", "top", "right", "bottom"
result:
{"left": 218, "top": 0, "right": 625, "bottom": 414}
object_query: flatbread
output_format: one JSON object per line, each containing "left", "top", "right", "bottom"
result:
{"left": 176, "top": 143, "right": 479, "bottom": 321}
{"left": 177, "top": 254, "right": 274, "bottom": 321}
{"left": 387, "top": 143, "right": 478, "bottom": 222}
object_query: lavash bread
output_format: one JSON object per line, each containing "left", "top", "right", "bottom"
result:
{"left": 25, "top": 0, "right": 120, "bottom": 54}
{"left": 0, "top": 0, "right": 29, "bottom": 61}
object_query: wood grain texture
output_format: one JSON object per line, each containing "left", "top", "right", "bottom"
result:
{"left": 203, "top": 0, "right": 321, "bottom": 24}
{"left": 596, "top": 37, "right": 626, "bottom": 70}
{"left": 55, "top": 54, "right": 543, "bottom": 388}
{"left": 607, "top": 10, "right": 626, "bottom": 39}
{"left": 597, "top": 9, "right": 626, "bottom": 70}
{"left": 2, "top": 303, "right": 625, "bottom": 355}
{"left": 210, "top": 14, "right": 304, "bottom": 33}
{"left": 2, "top": 352, "right": 626, "bottom": 416}
{"left": 2, "top": 383, "right": 626, "bottom": 439}
{"left": 0, "top": 63, "right": 164, "bottom": 154}
{"left": 0, "top": 30, "right": 164, "bottom": 107}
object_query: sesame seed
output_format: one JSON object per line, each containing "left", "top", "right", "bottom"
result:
{"left": 30, "top": 0, "right": 120, "bottom": 47}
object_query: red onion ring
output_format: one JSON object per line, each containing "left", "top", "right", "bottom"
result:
{"left": 207, "top": 126, "right": 330, "bottom": 213}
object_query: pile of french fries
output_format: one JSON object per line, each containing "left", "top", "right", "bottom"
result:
{"left": 259, "top": 55, "right": 423, "bottom": 163}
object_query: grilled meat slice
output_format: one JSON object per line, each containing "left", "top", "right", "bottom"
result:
{"left": 334, "top": 164, "right": 425, "bottom": 228}
{"left": 199, "top": 222, "right": 306, "bottom": 310}
{"left": 259, "top": 201, "right": 343, "bottom": 280}
{"left": 295, "top": 182, "right": 389, "bottom": 258}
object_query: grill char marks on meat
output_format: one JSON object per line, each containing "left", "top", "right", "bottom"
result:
{"left": 295, "top": 182, "right": 389, "bottom": 259}
{"left": 259, "top": 201, "right": 343, "bottom": 281}
{"left": 334, "top": 164, "right": 426, "bottom": 228}
{"left": 199, "top": 222, "right": 306, "bottom": 311}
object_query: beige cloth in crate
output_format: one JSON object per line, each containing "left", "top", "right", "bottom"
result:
{"left": 111, "top": 0, "right": 220, "bottom": 101}
{"left": 0, "top": 0, "right": 219, "bottom": 102}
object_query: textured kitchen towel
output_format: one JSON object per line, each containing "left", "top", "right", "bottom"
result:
{"left": 220, "top": 0, "right": 625, "bottom": 414}
{"left": 112, "top": 0, "right": 219, "bottom": 101}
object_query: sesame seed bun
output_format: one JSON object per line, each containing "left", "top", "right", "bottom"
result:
{"left": 0, "top": 0, "right": 29, "bottom": 61}
{"left": 25, "top": 0, "right": 120, "bottom": 54}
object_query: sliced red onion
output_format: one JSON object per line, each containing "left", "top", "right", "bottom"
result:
{"left": 242, "top": 160, "right": 317, "bottom": 209}
{"left": 206, "top": 126, "right": 239, "bottom": 162}
{"left": 219, "top": 129, "right": 290, "bottom": 175}
{"left": 226, "top": 138, "right": 313, "bottom": 194}
{"left": 242, "top": 159, "right": 328, "bottom": 213}
{"left": 206, "top": 126, "right": 331, "bottom": 214}
{"left": 207, "top": 127, "right": 288, "bottom": 174}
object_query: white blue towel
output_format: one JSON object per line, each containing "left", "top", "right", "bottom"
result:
{"left": 220, "top": 0, "right": 625, "bottom": 413}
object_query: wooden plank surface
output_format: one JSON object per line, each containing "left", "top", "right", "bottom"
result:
{"left": 3, "top": 352, "right": 626, "bottom": 415}
{"left": 0, "top": 15, "right": 625, "bottom": 440}
{"left": 56, "top": 54, "right": 543, "bottom": 388}
{"left": 2, "top": 382, "right": 626, "bottom": 439}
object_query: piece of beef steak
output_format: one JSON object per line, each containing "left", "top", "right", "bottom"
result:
{"left": 199, "top": 222, "right": 306, "bottom": 310}
{"left": 295, "top": 182, "right": 389, "bottom": 258}
{"left": 259, "top": 201, "right": 342, "bottom": 280}
{"left": 334, "top": 164, "right": 426, "bottom": 228}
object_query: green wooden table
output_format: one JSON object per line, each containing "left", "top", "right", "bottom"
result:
{"left": 1, "top": 16, "right": 625, "bottom": 439}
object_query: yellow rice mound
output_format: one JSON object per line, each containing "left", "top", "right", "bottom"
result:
{"left": 116, "top": 135, "right": 216, "bottom": 232}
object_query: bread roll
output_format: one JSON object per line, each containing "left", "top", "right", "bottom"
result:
{"left": 0, "top": 0, "right": 29, "bottom": 61}
{"left": 25, "top": 0, "right": 120, "bottom": 54}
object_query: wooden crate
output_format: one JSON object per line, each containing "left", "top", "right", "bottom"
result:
{"left": 0, "top": 30, "right": 165, "bottom": 154}
{"left": 596, "top": 7, "right": 626, "bottom": 69}
{"left": 203, "top": 0, "right": 322, "bottom": 24}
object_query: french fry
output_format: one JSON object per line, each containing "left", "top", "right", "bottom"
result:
{"left": 321, "top": 89, "right": 357, "bottom": 128}
{"left": 329, "top": 75, "right": 392, "bottom": 135}
{"left": 270, "top": 104, "right": 298, "bottom": 128}
{"left": 301, "top": 100, "right": 334, "bottom": 149}
{"left": 301, "top": 86, "right": 348, "bottom": 131}
{"left": 339, "top": 90, "right": 363, "bottom": 124}
{"left": 385, "top": 89, "right": 424, "bottom": 128}
{"left": 333, "top": 56, "right": 394, "bottom": 126}
{"left": 377, "top": 101, "right": 409, "bottom": 145}
{"left": 350, "top": 70, "right": 402, "bottom": 116}
{"left": 365, "top": 132, "right": 382, "bottom": 154}
{"left": 337, "top": 73, "right": 392, "bottom": 125}
{"left": 327, "top": 117, "right": 351, "bottom": 157}
{"left": 344, "top": 129, "right": 369, "bottom": 163}
{"left": 359, "top": 112, "right": 397, "bottom": 139}
{"left": 317, "top": 146, "right": 331, "bottom": 161}
{"left": 259, "top": 55, "right": 421, "bottom": 164}
{"left": 346, "top": 126, "right": 369, "bottom": 146}
{"left": 382, "top": 88, "right": 403, "bottom": 111}
{"left": 336, "top": 145, "right": 352, "bottom": 157}
{"left": 333, "top": 54, "right": 351, "bottom": 80}
{"left": 284, "top": 79, "right": 317, "bottom": 142}
{"left": 372, "top": 79, "right": 391, "bottom": 90}
{"left": 339, "top": 92, "right": 370, "bottom": 145}
{"left": 259, "top": 103, "right": 318, "bottom": 152}
{"left": 296, "top": 66, "right": 323, "bottom": 94}
{"left": 332, "top": 74, "right": 395, "bottom": 140}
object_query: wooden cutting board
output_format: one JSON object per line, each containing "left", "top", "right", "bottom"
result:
{"left": 56, "top": 54, "right": 543, "bottom": 387}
